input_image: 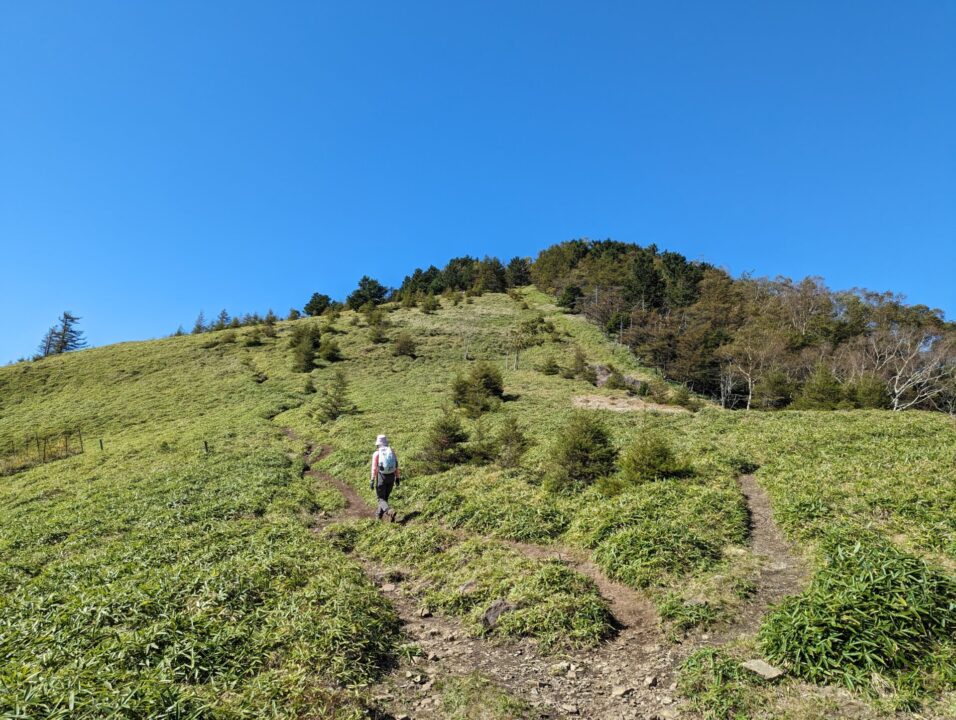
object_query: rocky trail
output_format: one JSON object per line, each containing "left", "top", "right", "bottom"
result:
{"left": 287, "top": 431, "right": 806, "bottom": 719}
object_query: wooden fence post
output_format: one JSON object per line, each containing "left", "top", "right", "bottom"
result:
{"left": 204, "top": 440, "right": 209, "bottom": 454}
{"left": 99, "top": 439, "right": 104, "bottom": 451}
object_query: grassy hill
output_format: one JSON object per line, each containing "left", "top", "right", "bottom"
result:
{"left": 1, "top": 288, "right": 953, "bottom": 719}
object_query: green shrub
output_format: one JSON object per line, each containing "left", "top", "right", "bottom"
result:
{"left": 243, "top": 328, "right": 263, "bottom": 347}
{"left": 420, "top": 294, "right": 441, "bottom": 314}
{"left": 467, "top": 418, "right": 499, "bottom": 465}
{"left": 317, "top": 337, "right": 342, "bottom": 362}
{"left": 648, "top": 379, "right": 670, "bottom": 404}
{"left": 452, "top": 362, "right": 505, "bottom": 416}
{"left": 316, "top": 369, "right": 354, "bottom": 421}
{"left": 289, "top": 323, "right": 321, "bottom": 372}
{"left": 471, "top": 361, "right": 504, "bottom": 398}
{"left": 417, "top": 409, "right": 469, "bottom": 473}
{"left": 758, "top": 528, "right": 956, "bottom": 690}
{"left": 792, "top": 363, "right": 844, "bottom": 410}
{"left": 752, "top": 369, "right": 795, "bottom": 409}
{"left": 536, "top": 356, "right": 561, "bottom": 375}
{"left": 604, "top": 367, "right": 628, "bottom": 391}
{"left": 542, "top": 413, "right": 617, "bottom": 494}
{"left": 393, "top": 331, "right": 417, "bottom": 357}
{"left": 846, "top": 374, "right": 889, "bottom": 409}
{"left": 495, "top": 415, "right": 532, "bottom": 469}
{"left": 620, "top": 431, "right": 690, "bottom": 484}
{"left": 367, "top": 324, "right": 388, "bottom": 344}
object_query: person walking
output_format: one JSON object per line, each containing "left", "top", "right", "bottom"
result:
{"left": 370, "top": 434, "right": 400, "bottom": 521}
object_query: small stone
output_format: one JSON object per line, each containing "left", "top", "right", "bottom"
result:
{"left": 395, "top": 715, "right": 410, "bottom": 720}
{"left": 661, "top": 695, "right": 673, "bottom": 705}
{"left": 459, "top": 580, "right": 479, "bottom": 595}
{"left": 427, "top": 652, "right": 440, "bottom": 661}
{"left": 419, "top": 607, "right": 432, "bottom": 618}
{"left": 381, "top": 583, "right": 397, "bottom": 592}
{"left": 549, "top": 661, "right": 571, "bottom": 676}
{"left": 422, "top": 681, "right": 434, "bottom": 692}
{"left": 610, "top": 685, "right": 633, "bottom": 697}
{"left": 742, "top": 659, "right": 785, "bottom": 680}
{"left": 404, "top": 671, "right": 413, "bottom": 679}
{"left": 644, "top": 675, "right": 657, "bottom": 687}
{"left": 413, "top": 673, "right": 426, "bottom": 684}
{"left": 481, "top": 599, "right": 514, "bottom": 629}
{"left": 561, "top": 704, "right": 579, "bottom": 715}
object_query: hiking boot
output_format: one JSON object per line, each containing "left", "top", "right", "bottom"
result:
{"left": 388, "top": 509, "right": 397, "bottom": 523}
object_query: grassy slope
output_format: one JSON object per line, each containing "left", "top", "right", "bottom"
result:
{"left": 2, "top": 288, "right": 954, "bottom": 718}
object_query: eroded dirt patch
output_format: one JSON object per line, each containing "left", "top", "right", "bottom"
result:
{"left": 573, "top": 395, "right": 688, "bottom": 413}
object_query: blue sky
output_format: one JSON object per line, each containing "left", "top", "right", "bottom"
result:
{"left": 2, "top": 1, "right": 954, "bottom": 362}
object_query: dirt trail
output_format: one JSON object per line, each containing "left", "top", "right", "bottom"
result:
{"left": 303, "top": 442, "right": 373, "bottom": 521}
{"left": 705, "top": 474, "right": 807, "bottom": 643}
{"left": 284, "top": 429, "right": 806, "bottom": 719}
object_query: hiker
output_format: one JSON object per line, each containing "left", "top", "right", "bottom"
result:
{"left": 370, "top": 434, "right": 400, "bottom": 521}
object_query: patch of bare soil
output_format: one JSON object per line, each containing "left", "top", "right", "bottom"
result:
{"left": 572, "top": 395, "right": 688, "bottom": 414}
{"left": 367, "top": 565, "right": 685, "bottom": 720}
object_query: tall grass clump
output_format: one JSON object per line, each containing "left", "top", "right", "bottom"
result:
{"left": 542, "top": 413, "right": 617, "bottom": 494}
{"left": 758, "top": 527, "right": 956, "bottom": 692}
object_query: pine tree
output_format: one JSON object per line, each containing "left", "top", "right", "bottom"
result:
{"left": 52, "top": 312, "right": 87, "bottom": 354}
{"left": 214, "top": 309, "right": 230, "bottom": 331}
{"left": 543, "top": 413, "right": 617, "bottom": 494}
{"left": 36, "top": 327, "right": 57, "bottom": 358}
{"left": 317, "top": 369, "right": 354, "bottom": 421}
{"left": 304, "top": 293, "right": 331, "bottom": 317}
{"left": 417, "top": 409, "right": 469, "bottom": 473}
{"left": 289, "top": 323, "right": 322, "bottom": 372}
{"left": 496, "top": 415, "right": 532, "bottom": 469}
{"left": 192, "top": 311, "right": 206, "bottom": 334}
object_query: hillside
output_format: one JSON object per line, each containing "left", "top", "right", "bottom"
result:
{"left": 1, "top": 289, "right": 954, "bottom": 720}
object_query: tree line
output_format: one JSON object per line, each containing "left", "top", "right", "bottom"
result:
{"left": 27, "top": 242, "right": 953, "bottom": 414}
{"left": 532, "top": 239, "right": 956, "bottom": 412}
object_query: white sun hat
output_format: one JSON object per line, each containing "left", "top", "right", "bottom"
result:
{"left": 375, "top": 434, "right": 389, "bottom": 447}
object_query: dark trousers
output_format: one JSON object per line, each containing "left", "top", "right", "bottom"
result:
{"left": 375, "top": 473, "right": 396, "bottom": 517}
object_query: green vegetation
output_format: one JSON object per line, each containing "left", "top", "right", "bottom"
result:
{"left": 440, "top": 673, "right": 543, "bottom": 719}
{"left": 759, "top": 528, "right": 955, "bottom": 694}
{"left": 679, "top": 648, "right": 764, "bottom": 720}
{"left": 3, "top": 286, "right": 954, "bottom": 717}
{"left": 0, "top": 330, "right": 397, "bottom": 718}
{"left": 541, "top": 412, "right": 617, "bottom": 494}
{"left": 325, "top": 520, "right": 613, "bottom": 649}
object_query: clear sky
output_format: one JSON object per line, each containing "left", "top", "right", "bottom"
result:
{"left": 2, "top": 1, "right": 954, "bottom": 362}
